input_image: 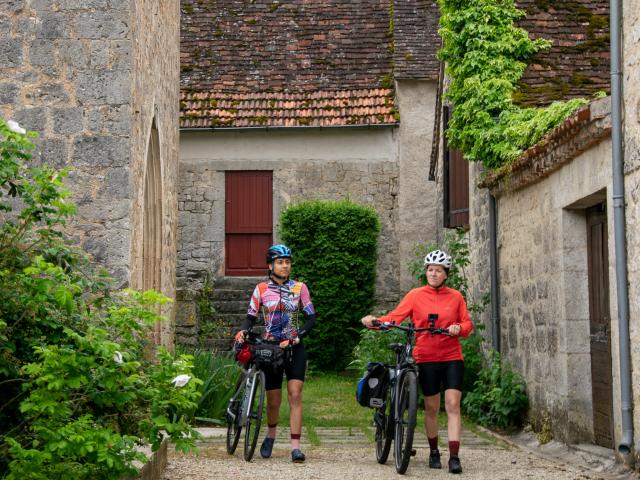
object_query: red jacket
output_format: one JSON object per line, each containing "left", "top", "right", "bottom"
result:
{"left": 378, "top": 285, "right": 474, "bottom": 363}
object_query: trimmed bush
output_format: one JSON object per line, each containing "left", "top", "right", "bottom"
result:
{"left": 279, "top": 200, "right": 380, "bottom": 371}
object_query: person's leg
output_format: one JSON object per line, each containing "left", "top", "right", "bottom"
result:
{"left": 266, "top": 389, "right": 282, "bottom": 438}
{"left": 418, "top": 362, "right": 444, "bottom": 469}
{"left": 287, "top": 379, "right": 304, "bottom": 450}
{"left": 424, "top": 393, "right": 441, "bottom": 439}
{"left": 284, "top": 343, "right": 307, "bottom": 462}
{"left": 444, "top": 388, "right": 462, "bottom": 443}
{"left": 443, "top": 359, "right": 464, "bottom": 473}
{"left": 261, "top": 367, "right": 283, "bottom": 458}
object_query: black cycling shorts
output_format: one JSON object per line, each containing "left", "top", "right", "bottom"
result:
{"left": 264, "top": 342, "right": 307, "bottom": 391}
{"left": 417, "top": 360, "right": 464, "bottom": 397}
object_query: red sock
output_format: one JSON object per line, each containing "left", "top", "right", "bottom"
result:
{"left": 449, "top": 440, "right": 460, "bottom": 457}
{"left": 428, "top": 436, "right": 439, "bottom": 451}
{"left": 290, "top": 433, "right": 301, "bottom": 440}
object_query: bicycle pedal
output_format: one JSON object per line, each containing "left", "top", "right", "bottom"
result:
{"left": 410, "top": 449, "right": 417, "bottom": 456}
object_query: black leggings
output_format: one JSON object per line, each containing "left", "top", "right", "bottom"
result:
{"left": 417, "top": 360, "right": 464, "bottom": 397}
{"left": 264, "top": 342, "right": 307, "bottom": 391}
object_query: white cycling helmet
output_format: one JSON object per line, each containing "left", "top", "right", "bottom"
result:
{"left": 423, "top": 249, "right": 453, "bottom": 269}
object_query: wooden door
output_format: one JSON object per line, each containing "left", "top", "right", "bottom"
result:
{"left": 586, "top": 203, "right": 614, "bottom": 448}
{"left": 442, "top": 106, "right": 469, "bottom": 228}
{"left": 225, "top": 171, "right": 272, "bottom": 276}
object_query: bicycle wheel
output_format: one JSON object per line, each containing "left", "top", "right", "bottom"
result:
{"left": 394, "top": 370, "right": 418, "bottom": 474}
{"left": 243, "top": 369, "right": 266, "bottom": 461}
{"left": 375, "top": 382, "right": 393, "bottom": 464}
{"left": 226, "top": 374, "right": 247, "bottom": 455}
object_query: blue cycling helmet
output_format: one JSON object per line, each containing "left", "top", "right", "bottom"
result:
{"left": 266, "top": 244, "right": 292, "bottom": 264}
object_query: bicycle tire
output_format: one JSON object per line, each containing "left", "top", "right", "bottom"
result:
{"left": 375, "top": 379, "right": 393, "bottom": 464}
{"left": 394, "top": 370, "right": 418, "bottom": 474}
{"left": 226, "top": 378, "right": 245, "bottom": 455}
{"left": 243, "top": 369, "right": 266, "bottom": 461}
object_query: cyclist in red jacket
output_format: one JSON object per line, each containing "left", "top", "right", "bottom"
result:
{"left": 361, "top": 249, "right": 473, "bottom": 474}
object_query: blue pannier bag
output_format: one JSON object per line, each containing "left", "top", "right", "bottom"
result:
{"left": 356, "top": 362, "right": 388, "bottom": 408}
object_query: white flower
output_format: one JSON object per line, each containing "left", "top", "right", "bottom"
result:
{"left": 7, "top": 120, "right": 26, "bottom": 134}
{"left": 113, "top": 351, "right": 124, "bottom": 364}
{"left": 171, "top": 374, "right": 191, "bottom": 388}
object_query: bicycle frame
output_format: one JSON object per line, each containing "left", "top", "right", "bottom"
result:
{"left": 372, "top": 321, "right": 439, "bottom": 474}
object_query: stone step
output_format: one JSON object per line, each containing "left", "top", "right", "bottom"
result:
{"left": 214, "top": 299, "right": 248, "bottom": 313}
{"left": 209, "top": 289, "right": 254, "bottom": 301}
{"left": 213, "top": 276, "right": 264, "bottom": 290}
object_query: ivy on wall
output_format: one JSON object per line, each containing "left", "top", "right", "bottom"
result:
{"left": 438, "top": 0, "right": 589, "bottom": 169}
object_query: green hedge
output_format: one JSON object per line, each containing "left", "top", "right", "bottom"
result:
{"left": 279, "top": 200, "right": 380, "bottom": 371}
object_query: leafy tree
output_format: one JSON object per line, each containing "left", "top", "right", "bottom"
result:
{"left": 0, "top": 117, "right": 200, "bottom": 479}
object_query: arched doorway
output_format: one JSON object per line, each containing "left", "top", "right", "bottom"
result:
{"left": 142, "top": 117, "right": 163, "bottom": 344}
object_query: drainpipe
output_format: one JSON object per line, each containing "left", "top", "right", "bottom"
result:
{"left": 610, "top": 0, "right": 633, "bottom": 456}
{"left": 489, "top": 193, "right": 500, "bottom": 352}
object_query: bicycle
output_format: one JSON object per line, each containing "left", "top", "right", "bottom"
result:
{"left": 370, "top": 315, "right": 449, "bottom": 474}
{"left": 226, "top": 331, "right": 285, "bottom": 461}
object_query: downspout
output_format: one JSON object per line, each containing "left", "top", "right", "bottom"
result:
{"left": 489, "top": 193, "right": 500, "bottom": 352}
{"left": 610, "top": 0, "right": 633, "bottom": 456}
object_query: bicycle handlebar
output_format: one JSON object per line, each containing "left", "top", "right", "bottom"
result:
{"left": 371, "top": 320, "right": 450, "bottom": 336}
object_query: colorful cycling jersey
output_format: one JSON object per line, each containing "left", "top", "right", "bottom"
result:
{"left": 247, "top": 279, "right": 315, "bottom": 340}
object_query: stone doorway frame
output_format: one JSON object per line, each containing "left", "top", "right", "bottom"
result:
{"left": 561, "top": 189, "right": 608, "bottom": 443}
{"left": 143, "top": 117, "right": 164, "bottom": 344}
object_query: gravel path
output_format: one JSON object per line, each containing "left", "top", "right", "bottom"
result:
{"left": 161, "top": 427, "right": 636, "bottom": 479}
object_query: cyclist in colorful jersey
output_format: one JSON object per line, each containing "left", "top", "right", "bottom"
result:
{"left": 234, "top": 244, "right": 316, "bottom": 463}
{"left": 361, "top": 249, "right": 473, "bottom": 474}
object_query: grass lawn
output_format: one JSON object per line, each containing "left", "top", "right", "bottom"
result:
{"left": 275, "top": 372, "right": 442, "bottom": 445}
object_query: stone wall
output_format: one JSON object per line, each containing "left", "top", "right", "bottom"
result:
{"left": 396, "top": 80, "right": 440, "bottom": 292}
{"left": 467, "top": 163, "right": 492, "bottom": 336}
{"left": 1, "top": 0, "right": 134, "bottom": 282}
{"left": 127, "top": 0, "right": 180, "bottom": 345}
{"left": 1, "top": 1, "right": 180, "bottom": 345}
{"left": 623, "top": 0, "right": 640, "bottom": 463}
{"left": 491, "top": 138, "right": 614, "bottom": 443}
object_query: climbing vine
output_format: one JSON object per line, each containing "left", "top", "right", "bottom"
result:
{"left": 438, "top": 0, "right": 588, "bottom": 169}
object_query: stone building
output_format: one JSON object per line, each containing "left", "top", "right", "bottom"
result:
{"left": 177, "top": 0, "right": 442, "bottom": 344}
{"left": 460, "top": 0, "right": 640, "bottom": 468}
{"left": 0, "top": 0, "right": 180, "bottom": 346}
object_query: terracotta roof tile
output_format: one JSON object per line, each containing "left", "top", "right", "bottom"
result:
{"left": 515, "top": 0, "right": 610, "bottom": 106}
{"left": 180, "top": 0, "right": 439, "bottom": 128}
{"left": 393, "top": 0, "right": 441, "bottom": 80}
{"left": 180, "top": 88, "right": 398, "bottom": 129}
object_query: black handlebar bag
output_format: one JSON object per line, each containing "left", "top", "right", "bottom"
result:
{"left": 250, "top": 343, "right": 285, "bottom": 371}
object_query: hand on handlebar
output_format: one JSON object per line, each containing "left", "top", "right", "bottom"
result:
{"left": 279, "top": 337, "right": 300, "bottom": 348}
{"left": 234, "top": 330, "right": 247, "bottom": 343}
{"left": 361, "top": 315, "right": 379, "bottom": 328}
{"left": 447, "top": 324, "right": 461, "bottom": 336}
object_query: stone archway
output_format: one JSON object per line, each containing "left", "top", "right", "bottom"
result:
{"left": 143, "top": 117, "right": 163, "bottom": 344}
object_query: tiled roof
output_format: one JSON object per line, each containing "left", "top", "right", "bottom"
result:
{"left": 393, "top": 1, "right": 441, "bottom": 80}
{"left": 180, "top": 89, "right": 397, "bottom": 129}
{"left": 515, "top": 0, "right": 610, "bottom": 106}
{"left": 181, "top": 0, "right": 393, "bottom": 95}
{"left": 180, "top": 0, "right": 440, "bottom": 129}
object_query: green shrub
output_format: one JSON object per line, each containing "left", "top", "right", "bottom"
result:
{"left": 0, "top": 117, "right": 200, "bottom": 479}
{"left": 350, "top": 323, "right": 405, "bottom": 370}
{"left": 182, "top": 348, "right": 241, "bottom": 423}
{"left": 279, "top": 199, "right": 380, "bottom": 371}
{"left": 462, "top": 350, "right": 528, "bottom": 429}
